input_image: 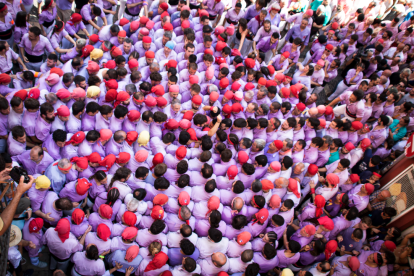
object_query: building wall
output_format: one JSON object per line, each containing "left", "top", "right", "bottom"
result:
{"left": 382, "top": 156, "right": 414, "bottom": 231}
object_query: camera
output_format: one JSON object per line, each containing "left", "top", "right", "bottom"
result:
{"left": 9, "top": 166, "right": 30, "bottom": 184}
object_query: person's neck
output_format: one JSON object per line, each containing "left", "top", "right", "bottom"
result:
{"left": 319, "top": 144, "right": 329, "bottom": 151}
{"left": 330, "top": 147, "right": 337, "bottom": 153}
{"left": 74, "top": 113, "right": 81, "bottom": 119}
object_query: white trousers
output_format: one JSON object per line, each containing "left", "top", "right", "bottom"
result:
{"left": 328, "top": 80, "right": 349, "bottom": 101}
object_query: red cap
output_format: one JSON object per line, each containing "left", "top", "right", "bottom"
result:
{"left": 178, "top": 191, "right": 191, "bottom": 206}
{"left": 181, "top": 19, "right": 190, "bottom": 28}
{"left": 296, "top": 103, "right": 306, "bottom": 111}
{"left": 253, "top": 208, "right": 269, "bottom": 224}
{"left": 97, "top": 223, "right": 111, "bottom": 241}
{"left": 123, "top": 211, "right": 137, "bottom": 226}
{"left": 219, "top": 78, "right": 229, "bottom": 88}
{"left": 326, "top": 44, "right": 334, "bottom": 51}
{"left": 244, "top": 58, "right": 255, "bottom": 68}
{"left": 224, "top": 90, "right": 234, "bottom": 100}
{"left": 176, "top": 146, "right": 187, "bottom": 160}
{"left": 145, "top": 51, "right": 155, "bottom": 58}
{"left": 14, "top": 90, "right": 27, "bottom": 100}
{"left": 191, "top": 95, "right": 202, "bottom": 105}
{"left": 308, "top": 164, "right": 318, "bottom": 175}
{"left": 153, "top": 194, "right": 168, "bottom": 205}
{"left": 273, "top": 140, "right": 283, "bottom": 150}
{"left": 365, "top": 183, "right": 374, "bottom": 195}
{"left": 75, "top": 178, "right": 92, "bottom": 195}
{"left": 71, "top": 208, "right": 85, "bottom": 225}
{"left": 227, "top": 165, "right": 238, "bottom": 180}
{"left": 151, "top": 205, "right": 165, "bottom": 220}
{"left": 352, "top": 121, "right": 363, "bottom": 130}
{"left": 163, "top": 22, "right": 173, "bottom": 31}
{"left": 29, "top": 218, "right": 44, "bottom": 233}
{"left": 99, "top": 204, "right": 113, "bottom": 219}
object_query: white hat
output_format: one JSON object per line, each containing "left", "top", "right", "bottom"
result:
{"left": 9, "top": 225, "right": 22, "bottom": 247}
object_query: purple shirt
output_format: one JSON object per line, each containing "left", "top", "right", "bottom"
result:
{"left": 42, "top": 224, "right": 83, "bottom": 259}
{"left": 277, "top": 250, "right": 300, "bottom": 268}
{"left": 85, "top": 232, "right": 112, "bottom": 255}
{"left": 22, "top": 218, "right": 43, "bottom": 257}
{"left": 19, "top": 34, "right": 54, "bottom": 56}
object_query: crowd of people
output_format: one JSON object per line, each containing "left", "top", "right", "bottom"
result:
{"left": 0, "top": 0, "right": 413, "bottom": 274}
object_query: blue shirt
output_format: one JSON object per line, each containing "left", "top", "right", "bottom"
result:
{"left": 145, "top": 173, "right": 156, "bottom": 186}
{"left": 44, "top": 162, "right": 66, "bottom": 194}
{"left": 263, "top": 144, "right": 280, "bottom": 163}
{"left": 107, "top": 250, "right": 143, "bottom": 273}
{"left": 285, "top": 25, "right": 311, "bottom": 45}
{"left": 167, "top": 247, "right": 200, "bottom": 266}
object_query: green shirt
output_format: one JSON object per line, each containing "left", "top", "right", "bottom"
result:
{"left": 327, "top": 150, "right": 339, "bottom": 165}
{"left": 389, "top": 119, "right": 407, "bottom": 142}
{"left": 310, "top": 0, "right": 323, "bottom": 11}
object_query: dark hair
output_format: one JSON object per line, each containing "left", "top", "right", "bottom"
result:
{"left": 383, "top": 207, "right": 397, "bottom": 218}
{"left": 208, "top": 228, "right": 223, "bottom": 242}
{"left": 288, "top": 240, "right": 301, "bottom": 253}
{"left": 263, "top": 243, "right": 276, "bottom": 259}
{"left": 86, "top": 244, "right": 100, "bottom": 260}
{"left": 12, "top": 126, "right": 25, "bottom": 139}
{"left": 86, "top": 102, "right": 101, "bottom": 114}
{"left": 133, "top": 188, "right": 147, "bottom": 201}
{"left": 52, "top": 129, "right": 67, "bottom": 143}
{"left": 232, "top": 214, "right": 247, "bottom": 229}
{"left": 109, "top": 167, "right": 131, "bottom": 189}
{"left": 86, "top": 130, "right": 100, "bottom": 142}
{"left": 209, "top": 210, "right": 221, "bottom": 228}
{"left": 72, "top": 101, "right": 85, "bottom": 116}
{"left": 183, "top": 257, "right": 196, "bottom": 272}
{"left": 55, "top": 198, "right": 73, "bottom": 210}
{"left": 15, "top": 11, "right": 28, "bottom": 28}
{"left": 149, "top": 220, "right": 166, "bottom": 234}
{"left": 154, "top": 177, "right": 170, "bottom": 190}
{"left": 180, "top": 239, "right": 195, "bottom": 255}
{"left": 88, "top": 170, "right": 106, "bottom": 182}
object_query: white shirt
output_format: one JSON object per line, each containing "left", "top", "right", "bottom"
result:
{"left": 167, "top": 231, "right": 199, "bottom": 248}
{"left": 172, "top": 264, "right": 202, "bottom": 276}
{"left": 196, "top": 237, "right": 229, "bottom": 259}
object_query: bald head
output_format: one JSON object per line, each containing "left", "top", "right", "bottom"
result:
{"left": 114, "top": 130, "right": 126, "bottom": 143}
{"left": 381, "top": 190, "right": 391, "bottom": 199}
{"left": 232, "top": 197, "right": 244, "bottom": 211}
{"left": 275, "top": 177, "right": 289, "bottom": 188}
{"left": 308, "top": 107, "right": 318, "bottom": 116}
{"left": 382, "top": 70, "right": 392, "bottom": 77}
{"left": 293, "top": 163, "right": 305, "bottom": 174}
{"left": 179, "top": 206, "right": 191, "bottom": 220}
{"left": 212, "top": 252, "right": 227, "bottom": 267}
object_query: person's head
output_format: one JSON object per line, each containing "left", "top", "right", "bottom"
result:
{"left": 28, "top": 26, "right": 41, "bottom": 40}
{"left": 85, "top": 244, "right": 100, "bottom": 260}
{"left": 382, "top": 207, "right": 397, "bottom": 219}
{"left": 317, "top": 261, "right": 331, "bottom": 273}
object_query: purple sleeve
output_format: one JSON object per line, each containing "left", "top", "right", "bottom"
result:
{"left": 14, "top": 28, "right": 22, "bottom": 44}
{"left": 50, "top": 35, "right": 60, "bottom": 49}
{"left": 345, "top": 69, "right": 355, "bottom": 83}
{"left": 44, "top": 39, "right": 55, "bottom": 54}
{"left": 356, "top": 103, "right": 364, "bottom": 118}
{"left": 303, "top": 30, "right": 310, "bottom": 45}
{"left": 256, "top": 39, "right": 266, "bottom": 50}
{"left": 65, "top": 24, "right": 77, "bottom": 36}
{"left": 0, "top": 121, "right": 7, "bottom": 136}
{"left": 81, "top": 7, "right": 92, "bottom": 21}
{"left": 353, "top": 72, "right": 363, "bottom": 84}
{"left": 38, "top": 12, "right": 46, "bottom": 24}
